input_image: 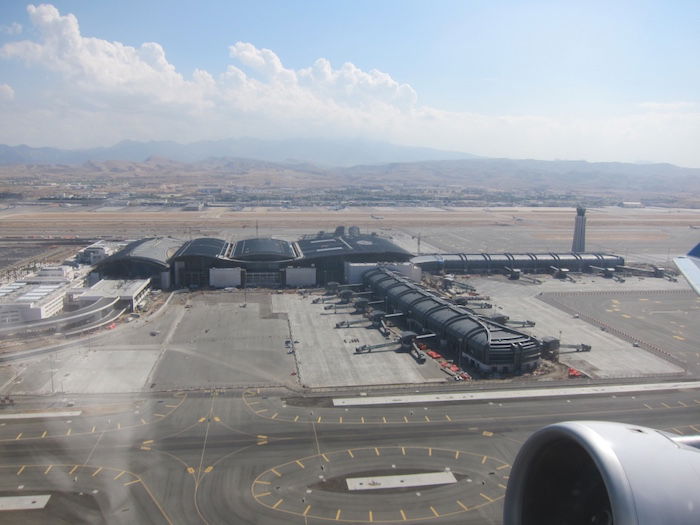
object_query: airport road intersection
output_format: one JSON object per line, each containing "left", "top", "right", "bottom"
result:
{"left": 0, "top": 385, "right": 698, "bottom": 524}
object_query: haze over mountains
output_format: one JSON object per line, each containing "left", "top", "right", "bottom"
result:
{"left": 1, "top": 137, "right": 699, "bottom": 198}
{"left": 0, "top": 138, "right": 475, "bottom": 167}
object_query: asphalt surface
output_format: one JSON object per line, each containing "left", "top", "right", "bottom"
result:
{"left": 0, "top": 385, "right": 698, "bottom": 524}
{"left": 0, "top": 246, "right": 698, "bottom": 523}
{"left": 541, "top": 289, "right": 700, "bottom": 374}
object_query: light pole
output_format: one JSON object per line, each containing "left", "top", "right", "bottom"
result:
{"left": 49, "top": 353, "right": 55, "bottom": 394}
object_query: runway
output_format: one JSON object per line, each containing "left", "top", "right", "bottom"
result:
{"left": 0, "top": 385, "right": 698, "bottom": 524}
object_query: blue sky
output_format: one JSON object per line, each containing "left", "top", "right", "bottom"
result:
{"left": 0, "top": 1, "right": 699, "bottom": 166}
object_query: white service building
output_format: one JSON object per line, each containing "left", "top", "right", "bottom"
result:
{"left": 77, "top": 240, "right": 123, "bottom": 265}
{"left": 76, "top": 279, "right": 151, "bottom": 311}
{"left": 0, "top": 281, "right": 68, "bottom": 324}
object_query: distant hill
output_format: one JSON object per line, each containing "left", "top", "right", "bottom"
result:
{"left": 0, "top": 138, "right": 476, "bottom": 167}
{"left": 340, "top": 158, "right": 700, "bottom": 192}
{"left": 2, "top": 155, "right": 698, "bottom": 199}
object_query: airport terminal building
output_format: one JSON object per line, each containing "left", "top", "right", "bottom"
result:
{"left": 364, "top": 267, "right": 541, "bottom": 374}
{"left": 94, "top": 223, "right": 627, "bottom": 289}
{"left": 95, "top": 226, "right": 414, "bottom": 288}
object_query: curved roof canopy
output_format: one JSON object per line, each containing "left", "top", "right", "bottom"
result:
{"left": 174, "top": 238, "right": 229, "bottom": 260}
{"left": 100, "top": 237, "right": 185, "bottom": 270}
{"left": 364, "top": 267, "right": 539, "bottom": 361}
{"left": 231, "top": 238, "right": 296, "bottom": 262}
{"left": 298, "top": 233, "right": 411, "bottom": 261}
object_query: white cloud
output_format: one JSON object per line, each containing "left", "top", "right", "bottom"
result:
{"left": 0, "top": 22, "right": 22, "bottom": 35}
{"left": 639, "top": 101, "right": 697, "bottom": 112}
{"left": 0, "top": 84, "right": 14, "bottom": 101}
{"left": 0, "top": 3, "right": 699, "bottom": 167}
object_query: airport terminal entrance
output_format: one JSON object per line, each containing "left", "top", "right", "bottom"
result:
{"left": 244, "top": 271, "right": 282, "bottom": 288}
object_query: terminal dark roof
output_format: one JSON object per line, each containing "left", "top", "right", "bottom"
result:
{"left": 174, "top": 238, "right": 229, "bottom": 259}
{"left": 100, "top": 237, "right": 185, "bottom": 269}
{"left": 297, "top": 233, "right": 411, "bottom": 260}
{"left": 231, "top": 238, "right": 297, "bottom": 261}
{"left": 363, "top": 267, "right": 539, "bottom": 364}
{"left": 411, "top": 252, "right": 625, "bottom": 273}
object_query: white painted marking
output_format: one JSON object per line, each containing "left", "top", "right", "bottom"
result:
{"left": 346, "top": 472, "right": 456, "bottom": 491}
{"left": 333, "top": 381, "right": 700, "bottom": 406}
{"left": 0, "top": 495, "right": 51, "bottom": 510}
{"left": 0, "top": 411, "right": 82, "bottom": 420}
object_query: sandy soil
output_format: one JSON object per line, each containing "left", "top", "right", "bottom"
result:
{"left": 1, "top": 206, "right": 699, "bottom": 237}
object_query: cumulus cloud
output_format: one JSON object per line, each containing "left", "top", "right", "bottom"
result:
{"left": 0, "top": 22, "right": 22, "bottom": 35}
{"left": 0, "top": 84, "right": 14, "bottom": 101}
{"left": 0, "top": 3, "right": 698, "bottom": 167}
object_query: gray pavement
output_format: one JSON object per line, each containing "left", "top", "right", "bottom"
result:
{"left": 0, "top": 385, "right": 698, "bottom": 524}
{"left": 275, "top": 294, "right": 447, "bottom": 388}
{"left": 150, "top": 293, "right": 296, "bottom": 390}
{"left": 468, "top": 275, "right": 688, "bottom": 378}
{"left": 542, "top": 288, "right": 700, "bottom": 374}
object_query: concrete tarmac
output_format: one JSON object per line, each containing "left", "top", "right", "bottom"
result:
{"left": 0, "top": 384, "right": 698, "bottom": 524}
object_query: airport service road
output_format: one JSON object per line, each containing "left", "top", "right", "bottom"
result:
{"left": 0, "top": 386, "right": 698, "bottom": 524}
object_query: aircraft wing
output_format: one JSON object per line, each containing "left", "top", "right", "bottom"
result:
{"left": 674, "top": 242, "right": 700, "bottom": 295}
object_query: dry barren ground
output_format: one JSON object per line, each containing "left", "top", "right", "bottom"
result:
{"left": 1, "top": 206, "right": 699, "bottom": 237}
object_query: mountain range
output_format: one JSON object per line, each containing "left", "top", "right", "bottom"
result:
{"left": 1, "top": 138, "right": 699, "bottom": 198}
{"left": 0, "top": 138, "right": 475, "bottom": 167}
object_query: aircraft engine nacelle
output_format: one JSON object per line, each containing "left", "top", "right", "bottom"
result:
{"left": 504, "top": 421, "right": 700, "bottom": 525}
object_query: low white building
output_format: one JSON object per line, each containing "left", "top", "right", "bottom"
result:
{"left": 76, "top": 279, "right": 151, "bottom": 311}
{"left": 0, "top": 281, "right": 69, "bottom": 324}
{"left": 35, "top": 266, "right": 73, "bottom": 278}
{"left": 77, "top": 240, "right": 123, "bottom": 265}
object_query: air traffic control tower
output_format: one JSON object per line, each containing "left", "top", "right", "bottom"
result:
{"left": 572, "top": 207, "right": 586, "bottom": 253}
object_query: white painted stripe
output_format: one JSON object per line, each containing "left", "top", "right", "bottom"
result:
{"left": 333, "top": 381, "right": 700, "bottom": 407}
{"left": 0, "top": 410, "right": 82, "bottom": 420}
{"left": 347, "top": 472, "right": 456, "bottom": 490}
{"left": 0, "top": 495, "right": 51, "bottom": 510}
